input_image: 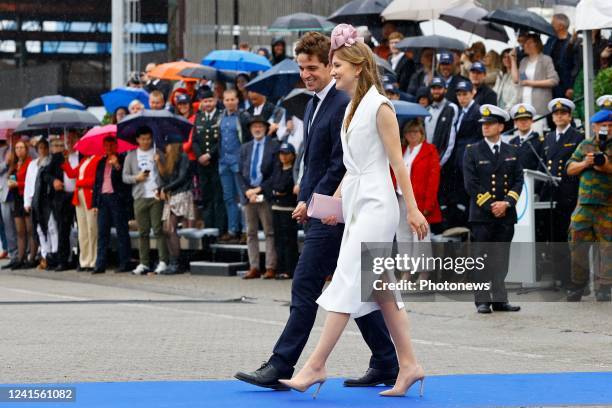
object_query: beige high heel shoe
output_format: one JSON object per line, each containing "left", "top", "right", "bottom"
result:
{"left": 379, "top": 365, "right": 425, "bottom": 397}
{"left": 278, "top": 372, "right": 327, "bottom": 399}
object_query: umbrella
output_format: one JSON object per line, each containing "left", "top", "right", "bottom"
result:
{"left": 245, "top": 59, "right": 301, "bottom": 98}
{"left": 381, "top": 0, "right": 469, "bottom": 22}
{"left": 391, "top": 100, "right": 431, "bottom": 121}
{"left": 27, "top": 108, "right": 100, "bottom": 129}
{"left": 178, "top": 66, "right": 242, "bottom": 82}
{"left": 374, "top": 55, "right": 397, "bottom": 80}
{"left": 101, "top": 87, "right": 149, "bottom": 115}
{"left": 328, "top": 0, "right": 392, "bottom": 26}
{"left": 148, "top": 61, "right": 202, "bottom": 81}
{"left": 22, "top": 95, "right": 86, "bottom": 118}
{"left": 440, "top": 4, "right": 510, "bottom": 43}
{"left": 74, "top": 125, "right": 136, "bottom": 156}
{"left": 268, "top": 12, "right": 334, "bottom": 32}
{"left": 482, "top": 8, "right": 556, "bottom": 37}
{"left": 0, "top": 118, "right": 23, "bottom": 140}
{"left": 202, "top": 50, "right": 272, "bottom": 72}
{"left": 281, "top": 88, "right": 314, "bottom": 121}
{"left": 117, "top": 109, "right": 193, "bottom": 146}
{"left": 396, "top": 35, "right": 467, "bottom": 51}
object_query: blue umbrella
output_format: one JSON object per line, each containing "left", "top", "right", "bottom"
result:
{"left": 245, "top": 59, "right": 300, "bottom": 98}
{"left": 391, "top": 100, "right": 431, "bottom": 121}
{"left": 101, "top": 87, "right": 150, "bottom": 114}
{"left": 22, "top": 95, "right": 86, "bottom": 118}
{"left": 117, "top": 109, "right": 193, "bottom": 147}
{"left": 202, "top": 50, "right": 272, "bottom": 72}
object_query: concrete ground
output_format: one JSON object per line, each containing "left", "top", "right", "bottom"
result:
{"left": 0, "top": 265, "right": 611, "bottom": 388}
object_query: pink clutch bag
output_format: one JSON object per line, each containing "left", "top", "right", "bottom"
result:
{"left": 307, "top": 193, "right": 344, "bottom": 223}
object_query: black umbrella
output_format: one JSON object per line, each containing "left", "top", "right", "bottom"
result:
{"left": 281, "top": 89, "right": 314, "bottom": 121}
{"left": 27, "top": 108, "right": 100, "bottom": 128}
{"left": 328, "top": 0, "right": 392, "bottom": 26}
{"left": 13, "top": 118, "right": 48, "bottom": 136}
{"left": 482, "top": 8, "right": 556, "bottom": 38}
{"left": 177, "top": 65, "right": 240, "bottom": 82}
{"left": 374, "top": 55, "right": 397, "bottom": 78}
{"left": 396, "top": 35, "right": 467, "bottom": 51}
{"left": 245, "top": 59, "right": 301, "bottom": 98}
{"left": 268, "top": 12, "right": 334, "bottom": 32}
{"left": 440, "top": 4, "right": 509, "bottom": 43}
{"left": 117, "top": 109, "right": 193, "bottom": 147}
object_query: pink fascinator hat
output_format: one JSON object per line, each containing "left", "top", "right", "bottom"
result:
{"left": 329, "top": 24, "right": 364, "bottom": 61}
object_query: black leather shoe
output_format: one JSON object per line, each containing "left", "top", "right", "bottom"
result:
{"left": 492, "top": 302, "right": 521, "bottom": 312}
{"left": 343, "top": 367, "right": 399, "bottom": 387}
{"left": 1, "top": 260, "right": 17, "bottom": 270}
{"left": 234, "top": 362, "right": 292, "bottom": 390}
{"left": 92, "top": 268, "right": 105, "bottom": 274}
{"left": 55, "top": 264, "right": 71, "bottom": 272}
{"left": 477, "top": 304, "right": 492, "bottom": 314}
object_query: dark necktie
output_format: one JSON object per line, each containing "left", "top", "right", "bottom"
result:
{"left": 250, "top": 142, "right": 261, "bottom": 185}
{"left": 308, "top": 95, "right": 320, "bottom": 131}
{"left": 493, "top": 144, "right": 500, "bottom": 160}
{"left": 556, "top": 132, "right": 563, "bottom": 143}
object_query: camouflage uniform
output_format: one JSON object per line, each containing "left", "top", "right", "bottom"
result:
{"left": 566, "top": 138, "right": 612, "bottom": 289}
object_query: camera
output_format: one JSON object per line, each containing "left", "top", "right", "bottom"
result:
{"left": 594, "top": 129, "right": 608, "bottom": 166}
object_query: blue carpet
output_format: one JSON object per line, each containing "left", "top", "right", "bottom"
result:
{"left": 2, "top": 372, "right": 612, "bottom": 408}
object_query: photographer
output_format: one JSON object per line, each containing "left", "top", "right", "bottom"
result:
{"left": 565, "top": 109, "right": 612, "bottom": 302}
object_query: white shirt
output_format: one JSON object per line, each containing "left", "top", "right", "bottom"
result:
{"left": 24, "top": 158, "right": 41, "bottom": 208}
{"left": 309, "top": 79, "right": 336, "bottom": 132}
{"left": 63, "top": 152, "right": 79, "bottom": 193}
{"left": 485, "top": 138, "right": 502, "bottom": 155}
{"left": 522, "top": 58, "right": 537, "bottom": 105}
{"left": 390, "top": 53, "right": 403, "bottom": 71}
{"left": 556, "top": 124, "right": 571, "bottom": 142}
{"left": 252, "top": 103, "right": 264, "bottom": 116}
{"left": 136, "top": 148, "right": 158, "bottom": 198}
{"left": 397, "top": 143, "right": 422, "bottom": 195}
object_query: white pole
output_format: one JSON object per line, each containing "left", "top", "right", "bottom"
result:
{"left": 112, "top": 0, "right": 125, "bottom": 89}
{"left": 582, "top": 30, "right": 594, "bottom": 140}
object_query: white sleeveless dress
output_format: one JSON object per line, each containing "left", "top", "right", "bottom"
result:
{"left": 317, "top": 86, "right": 405, "bottom": 318}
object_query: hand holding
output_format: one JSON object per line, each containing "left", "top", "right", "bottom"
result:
{"left": 407, "top": 207, "right": 428, "bottom": 240}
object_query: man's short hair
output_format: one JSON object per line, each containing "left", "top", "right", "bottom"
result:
{"left": 149, "top": 90, "right": 164, "bottom": 101}
{"left": 553, "top": 13, "right": 570, "bottom": 29}
{"left": 294, "top": 32, "right": 331, "bottom": 65}
{"left": 388, "top": 32, "right": 404, "bottom": 42}
{"left": 223, "top": 88, "right": 239, "bottom": 98}
{"left": 136, "top": 126, "right": 153, "bottom": 136}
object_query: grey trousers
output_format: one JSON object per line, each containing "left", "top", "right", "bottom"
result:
{"left": 244, "top": 201, "right": 277, "bottom": 270}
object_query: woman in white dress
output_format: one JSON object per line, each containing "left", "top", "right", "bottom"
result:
{"left": 279, "top": 24, "right": 429, "bottom": 398}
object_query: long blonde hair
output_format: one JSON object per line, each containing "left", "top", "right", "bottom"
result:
{"left": 333, "top": 42, "right": 383, "bottom": 131}
{"left": 158, "top": 143, "right": 181, "bottom": 177}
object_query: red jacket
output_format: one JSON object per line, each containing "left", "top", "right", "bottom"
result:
{"left": 183, "top": 113, "right": 197, "bottom": 161}
{"left": 391, "top": 142, "right": 442, "bottom": 224}
{"left": 64, "top": 155, "right": 102, "bottom": 209}
{"left": 15, "top": 157, "right": 32, "bottom": 196}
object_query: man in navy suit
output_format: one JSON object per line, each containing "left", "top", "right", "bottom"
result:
{"left": 446, "top": 80, "right": 481, "bottom": 228}
{"left": 235, "top": 32, "right": 399, "bottom": 390}
{"left": 238, "top": 116, "right": 280, "bottom": 280}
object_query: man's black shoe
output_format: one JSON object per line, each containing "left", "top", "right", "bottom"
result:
{"left": 343, "top": 367, "right": 399, "bottom": 387}
{"left": 477, "top": 304, "right": 492, "bottom": 314}
{"left": 234, "top": 362, "right": 292, "bottom": 390}
{"left": 55, "top": 264, "right": 71, "bottom": 272}
{"left": 2, "top": 260, "right": 18, "bottom": 270}
{"left": 492, "top": 302, "right": 520, "bottom": 312}
{"left": 116, "top": 265, "right": 132, "bottom": 273}
{"left": 91, "top": 268, "right": 105, "bottom": 274}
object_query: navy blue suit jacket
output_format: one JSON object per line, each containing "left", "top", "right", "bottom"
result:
{"left": 298, "top": 84, "right": 350, "bottom": 204}
{"left": 453, "top": 101, "right": 482, "bottom": 171}
{"left": 238, "top": 136, "right": 279, "bottom": 204}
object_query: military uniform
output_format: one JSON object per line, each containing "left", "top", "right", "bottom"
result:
{"left": 192, "top": 108, "right": 227, "bottom": 232}
{"left": 538, "top": 99, "right": 585, "bottom": 286}
{"left": 566, "top": 109, "right": 612, "bottom": 300}
{"left": 508, "top": 103, "right": 544, "bottom": 171}
{"left": 463, "top": 105, "right": 524, "bottom": 311}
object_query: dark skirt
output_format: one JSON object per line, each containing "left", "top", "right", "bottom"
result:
{"left": 12, "top": 194, "right": 26, "bottom": 218}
